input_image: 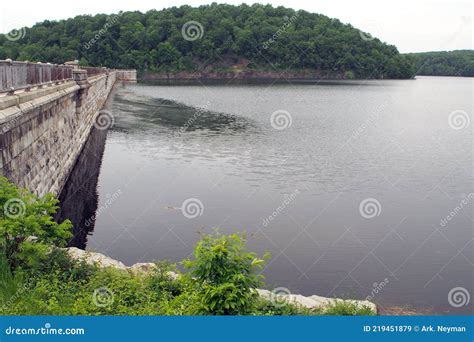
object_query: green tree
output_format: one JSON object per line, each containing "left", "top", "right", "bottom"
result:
{"left": 184, "top": 232, "right": 267, "bottom": 315}
{"left": 150, "top": 42, "right": 182, "bottom": 70}
{"left": 0, "top": 178, "right": 72, "bottom": 270}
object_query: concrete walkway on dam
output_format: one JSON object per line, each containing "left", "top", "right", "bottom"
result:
{"left": 0, "top": 59, "right": 136, "bottom": 197}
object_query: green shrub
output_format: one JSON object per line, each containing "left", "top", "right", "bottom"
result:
{"left": 160, "top": 288, "right": 201, "bottom": 315}
{"left": 318, "top": 300, "right": 376, "bottom": 316}
{"left": 344, "top": 70, "right": 355, "bottom": 79}
{"left": 36, "top": 248, "right": 98, "bottom": 282}
{"left": 2, "top": 253, "right": 162, "bottom": 315}
{"left": 0, "top": 177, "right": 72, "bottom": 270}
{"left": 71, "top": 268, "right": 161, "bottom": 315}
{"left": 146, "top": 261, "right": 182, "bottom": 297}
{"left": 0, "top": 253, "right": 28, "bottom": 312}
{"left": 253, "top": 297, "right": 311, "bottom": 316}
{"left": 183, "top": 232, "right": 268, "bottom": 315}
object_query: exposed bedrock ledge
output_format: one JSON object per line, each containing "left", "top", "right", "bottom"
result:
{"left": 142, "top": 69, "right": 348, "bottom": 81}
{"left": 64, "top": 247, "right": 377, "bottom": 313}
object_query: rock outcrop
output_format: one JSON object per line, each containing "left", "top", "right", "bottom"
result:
{"left": 65, "top": 247, "right": 128, "bottom": 270}
{"left": 64, "top": 247, "right": 179, "bottom": 279}
{"left": 257, "top": 289, "right": 377, "bottom": 313}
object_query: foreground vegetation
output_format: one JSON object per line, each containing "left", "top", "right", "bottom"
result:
{"left": 0, "top": 4, "right": 414, "bottom": 79}
{"left": 0, "top": 178, "right": 373, "bottom": 315}
{"left": 404, "top": 50, "right": 474, "bottom": 77}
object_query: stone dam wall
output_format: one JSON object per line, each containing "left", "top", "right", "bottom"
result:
{"left": 0, "top": 65, "right": 136, "bottom": 197}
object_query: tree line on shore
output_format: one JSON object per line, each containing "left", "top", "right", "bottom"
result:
{"left": 0, "top": 4, "right": 415, "bottom": 79}
{"left": 404, "top": 50, "right": 474, "bottom": 77}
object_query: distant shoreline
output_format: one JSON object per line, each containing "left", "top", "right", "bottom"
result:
{"left": 141, "top": 70, "right": 348, "bottom": 82}
{"left": 138, "top": 72, "right": 473, "bottom": 85}
{"left": 140, "top": 70, "right": 416, "bottom": 85}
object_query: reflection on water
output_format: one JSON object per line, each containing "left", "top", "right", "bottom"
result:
{"left": 55, "top": 127, "right": 107, "bottom": 249}
{"left": 113, "top": 93, "right": 256, "bottom": 135}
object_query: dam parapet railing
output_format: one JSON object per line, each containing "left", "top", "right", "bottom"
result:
{"left": 0, "top": 59, "right": 137, "bottom": 94}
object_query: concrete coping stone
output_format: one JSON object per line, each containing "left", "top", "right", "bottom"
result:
{"left": 0, "top": 83, "right": 80, "bottom": 125}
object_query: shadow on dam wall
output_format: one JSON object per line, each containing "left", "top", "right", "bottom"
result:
{"left": 54, "top": 126, "right": 108, "bottom": 249}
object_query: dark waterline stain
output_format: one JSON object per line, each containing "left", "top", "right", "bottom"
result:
{"left": 55, "top": 127, "right": 108, "bottom": 249}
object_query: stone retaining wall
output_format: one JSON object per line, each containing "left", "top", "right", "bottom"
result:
{"left": 116, "top": 69, "right": 137, "bottom": 82}
{"left": 0, "top": 68, "right": 130, "bottom": 196}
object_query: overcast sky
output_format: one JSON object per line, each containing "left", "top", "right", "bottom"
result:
{"left": 1, "top": 0, "right": 472, "bottom": 53}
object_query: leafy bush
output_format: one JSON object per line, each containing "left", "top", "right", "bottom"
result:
{"left": 0, "top": 177, "right": 72, "bottom": 270}
{"left": 34, "top": 248, "right": 97, "bottom": 282}
{"left": 253, "top": 297, "right": 312, "bottom": 316}
{"left": 71, "top": 268, "right": 161, "bottom": 315}
{"left": 184, "top": 232, "right": 267, "bottom": 315}
{"left": 1, "top": 252, "right": 160, "bottom": 315}
{"left": 318, "top": 300, "right": 376, "bottom": 316}
{"left": 0, "top": 253, "right": 26, "bottom": 310}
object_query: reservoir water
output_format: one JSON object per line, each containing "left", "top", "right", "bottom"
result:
{"left": 60, "top": 76, "right": 473, "bottom": 314}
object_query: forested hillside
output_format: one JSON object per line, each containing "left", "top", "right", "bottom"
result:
{"left": 0, "top": 4, "right": 415, "bottom": 78}
{"left": 405, "top": 50, "right": 474, "bottom": 77}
